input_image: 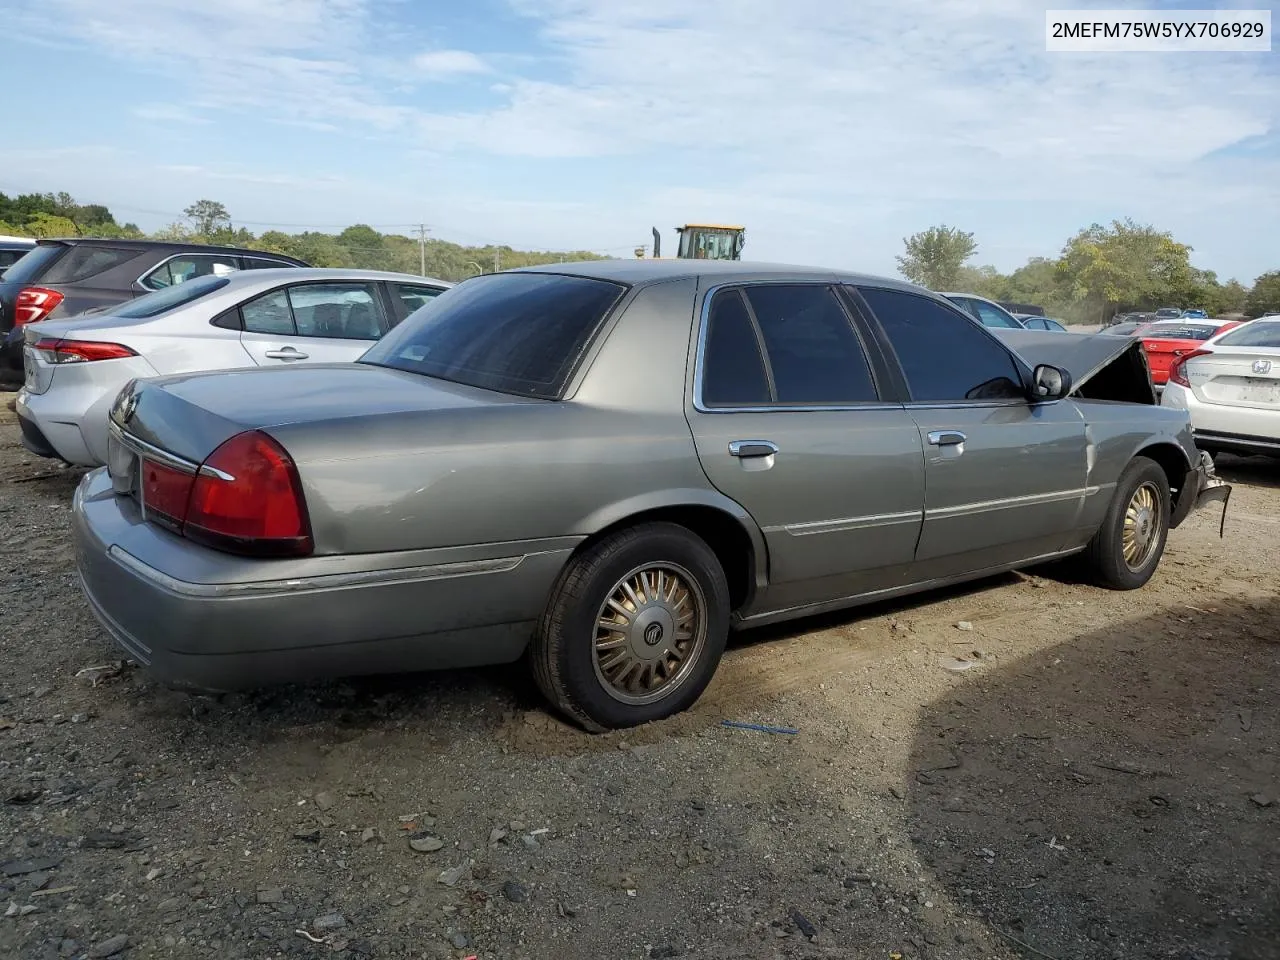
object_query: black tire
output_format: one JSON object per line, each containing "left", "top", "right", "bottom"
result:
{"left": 1082, "top": 456, "right": 1171, "bottom": 590}
{"left": 531, "top": 522, "right": 730, "bottom": 732}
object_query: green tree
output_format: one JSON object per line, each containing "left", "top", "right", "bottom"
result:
{"left": 1057, "top": 219, "right": 1194, "bottom": 323}
{"left": 183, "top": 199, "right": 231, "bottom": 239}
{"left": 896, "top": 225, "right": 978, "bottom": 290}
{"left": 25, "top": 212, "right": 79, "bottom": 238}
{"left": 1246, "top": 271, "right": 1280, "bottom": 316}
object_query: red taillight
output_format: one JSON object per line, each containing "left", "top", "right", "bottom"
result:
{"left": 1169, "top": 349, "right": 1212, "bottom": 388}
{"left": 33, "top": 336, "right": 137, "bottom": 363}
{"left": 14, "top": 287, "right": 64, "bottom": 325}
{"left": 184, "top": 431, "right": 312, "bottom": 556}
{"left": 140, "top": 459, "right": 193, "bottom": 531}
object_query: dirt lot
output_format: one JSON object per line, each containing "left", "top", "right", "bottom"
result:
{"left": 1, "top": 404, "right": 1276, "bottom": 960}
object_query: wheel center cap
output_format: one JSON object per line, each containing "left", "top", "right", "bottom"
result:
{"left": 631, "top": 607, "right": 676, "bottom": 660}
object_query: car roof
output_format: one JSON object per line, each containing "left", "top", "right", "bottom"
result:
{"left": 34, "top": 237, "right": 307, "bottom": 259}
{"left": 207, "top": 267, "right": 453, "bottom": 286}
{"left": 513, "top": 258, "right": 926, "bottom": 293}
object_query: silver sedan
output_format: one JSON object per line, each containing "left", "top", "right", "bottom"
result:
{"left": 15, "top": 268, "right": 451, "bottom": 466}
{"left": 72, "top": 260, "right": 1229, "bottom": 730}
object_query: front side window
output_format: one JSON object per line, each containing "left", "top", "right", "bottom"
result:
{"left": 858, "top": 287, "right": 1025, "bottom": 403}
{"left": 141, "top": 254, "right": 240, "bottom": 291}
{"left": 359, "top": 272, "right": 625, "bottom": 399}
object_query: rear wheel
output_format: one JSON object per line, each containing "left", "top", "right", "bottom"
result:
{"left": 1082, "top": 456, "right": 1170, "bottom": 589}
{"left": 531, "top": 522, "right": 730, "bottom": 731}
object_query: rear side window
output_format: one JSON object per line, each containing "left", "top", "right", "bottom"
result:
{"left": 858, "top": 287, "right": 1025, "bottom": 403}
{"left": 393, "top": 283, "right": 448, "bottom": 320}
{"left": 1214, "top": 321, "right": 1280, "bottom": 348}
{"left": 240, "top": 282, "right": 387, "bottom": 340}
{"left": 110, "top": 275, "right": 230, "bottom": 319}
{"left": 701, "top": 290, "right": 770, "bottom": 406}
{"left": 243, "top": 257, "right": 296, "bottom": 269}
{"left": 3, "top": 243, "right": 141, "bottom": 284}
{"left": 700, "top": 285, "right": 878, "bottom": 406}
{"left": 359, "top": 272, "right": 626, "bottom": 399}
{"left": 744, "top": 284, "right": 878, "bottom": 403}
{"left": 0, "top": 249, "right": 28, "bottom": 270}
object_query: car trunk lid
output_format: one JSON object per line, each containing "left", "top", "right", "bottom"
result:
{"left": 1187, "top": 346, "right": 1280, "bottom": 408}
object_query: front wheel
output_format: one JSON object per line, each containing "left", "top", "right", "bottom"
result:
{"left": 1082, "top": 456, "right": 1170, "bottom": 589}
{"left": 530, "top": 522, "right": 730, "bottom": 732}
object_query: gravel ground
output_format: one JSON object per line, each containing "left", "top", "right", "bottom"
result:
{"left": 1, "top": 403, "right": 1276, "bottom": 960}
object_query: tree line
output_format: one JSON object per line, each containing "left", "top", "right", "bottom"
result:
{"left": 0, "top": 193, "right": 606, "bottom": 283}
{"left": 896, "top": 222, "right": 1280, "bottom": 323}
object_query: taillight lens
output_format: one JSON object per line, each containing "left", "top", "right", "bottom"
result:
{"left": 137, "top": 431, "right": 312, "bottom": 557}
{"left": 14, "top": 287, "right": 65, "bottom": 325}
{"left": 1169, "top": 349, "right": 1212, "bottom": 388}
{"left": 33, "top": 337, "right": 137, "bottom": 364}
{"left": 185, "top": 431, "right": 312, "bottom": 556}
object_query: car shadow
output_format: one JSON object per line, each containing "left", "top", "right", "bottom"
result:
{"left": 904, "top": 595, "right": 1280, "bottom": 960}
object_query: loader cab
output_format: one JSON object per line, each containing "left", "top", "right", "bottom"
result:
{"left": 643, "top": 224, "right": 746, "bottom": 260}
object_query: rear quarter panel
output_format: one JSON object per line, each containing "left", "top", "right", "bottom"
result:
{"left": 1071, "top": 399, "right": 1196, "bottom": 537}
{"left": 270, "top": 278, "right": 734, "bottom": 556}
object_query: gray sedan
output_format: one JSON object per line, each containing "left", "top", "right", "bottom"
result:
{"left": 72, "top": 260, "right": 1230, "bottom": 730}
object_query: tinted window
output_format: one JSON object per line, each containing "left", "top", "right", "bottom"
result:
{"left": 859, "top": 287, "right": 1025, "bottom": 402}
{"left": 6, "top": 243, "right": 141, "bottom": 284}
{"left": 244, "top": 257, "right": 294, "bottom": 269}
{"left": 1214, "top": 321, "right": 1280, "bottom": 348}
{"left": 0, "top": 249, "right": 27, "bottom": 269}
{"left": 394, "top": 283, "right": 447, "bottom": 319}
{"left": 141, "top": 254, "right": 239, "bottom": 291}
{"left": 288, "top": 283, "right": 383, "bottom": 340}
{"left": 241, "top": 289, "right": 295, "bottom": 335}
{"left": 0, "top": 244, "right": 66, "bottom": 283}
{"left": 110, "top": 276, "right": 230, "bottom": 319}
{"left": 743, "top": 284, "right": 878, "bottom": 403}
{"left": 359, "top": 272, "right": 625, "bottom": 399}
{"left": 701, "top": 289, "right": 770, "bottom": 406}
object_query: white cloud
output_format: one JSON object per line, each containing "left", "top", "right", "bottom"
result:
{"left": 414, "top": 49, "right": 490, "bottom": 77}
{"left": 11, "top": 0, "right": 1280, "bottom": 279}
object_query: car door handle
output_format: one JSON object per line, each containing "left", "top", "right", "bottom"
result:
{"left": 264, "top": 347, "right": 309, "bottom": 360}
{"left": 927, "top": 430, "right": 966, "bottom": 446}
{"left": 728, "top": 440, "right": 779, "bottom": 458}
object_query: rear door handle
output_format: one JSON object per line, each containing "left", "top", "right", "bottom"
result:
{"left": 728, "top": 440, "right": 778, "bottom": 458}
{"left": 264, "top": 346, "right": 309, "bottom": 360}
{"left": 927, "top": 430, "right": 966, "bottom": 446}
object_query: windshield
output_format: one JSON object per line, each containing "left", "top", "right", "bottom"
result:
{"left": 359, "top": 272, "right": 627, "bottom": 399}
{"left": 1144, "top": 323, "right": 1218, "bottom": 341}
{"left": 109, "top": 275, "right": 231, "bottom": 318}
{"left": 1214, "top": 321, "right": 1280, "bottom": 349}
{"left": 1154, "top": 308, "right": 1181, "bottom": 319}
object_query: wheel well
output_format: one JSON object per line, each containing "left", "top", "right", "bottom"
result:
{"left": 582, "top": 506, "right": 758, "bottom": 612}
{"left": 1136, "top": 443, "right": 1191, "bottom": 504}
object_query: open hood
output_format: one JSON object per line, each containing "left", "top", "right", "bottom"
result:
{"left": 991, "top": 328, "right": 1156, "bottom": 404}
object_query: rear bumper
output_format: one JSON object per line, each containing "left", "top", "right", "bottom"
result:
{"left": 72, "top": 468, "right": 575, "bottom": 692}
{"left": 1162, "top": 381, "right": 1280, "bottom": 453}
{"left": 1170, "top": 450, "right": 1231, "bottom": 533}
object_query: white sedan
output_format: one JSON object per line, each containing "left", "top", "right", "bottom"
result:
{"left": 15, "top": 268, "right": 451, "bottom": 466}
{"left": 1161, "top": 317, "right": 1280, "bottom": 458}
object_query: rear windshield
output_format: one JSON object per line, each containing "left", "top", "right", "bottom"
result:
{"left": 2, "top": 242, "right": 142, "bottom": 285}
{"left": 1214, "top": 321, "right": 1280, "bottom": 349}
{"left": 359, "top": 272, "right": 627, "bottom": 399}
{"left": 110, "top": 275, "right": 230, "bottom": 319}
{"left": 1144, "top": 324, "right": 1217, "bottom": 341}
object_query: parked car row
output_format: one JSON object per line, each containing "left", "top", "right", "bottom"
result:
{"left": 0, "top": 237, "right": 310, "bottom": 384}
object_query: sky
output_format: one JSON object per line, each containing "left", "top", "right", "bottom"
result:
{"left": 1, "top": 0, "right": 1278, "bottom": 282}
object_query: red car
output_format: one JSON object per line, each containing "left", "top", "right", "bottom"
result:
{"left": 1140, "top": 319, "right": 1243, "bottom": 387}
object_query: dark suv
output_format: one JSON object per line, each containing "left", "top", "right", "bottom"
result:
{"left": 0, "top": 238, "right": 307, "bottom": 380}
{"left": 0, "top": 236, "right": 36, "bottom": 274}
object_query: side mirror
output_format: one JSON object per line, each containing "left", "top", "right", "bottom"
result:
{"left": 1032, "top": 364, "right": 1072, "bottom": 400}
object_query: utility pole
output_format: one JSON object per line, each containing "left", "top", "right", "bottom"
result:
{"left": 493, "top": 247, "right": 500, "bottom": 273}
{"left": 417, "top": 223, "right": 427, "bottom": 277}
